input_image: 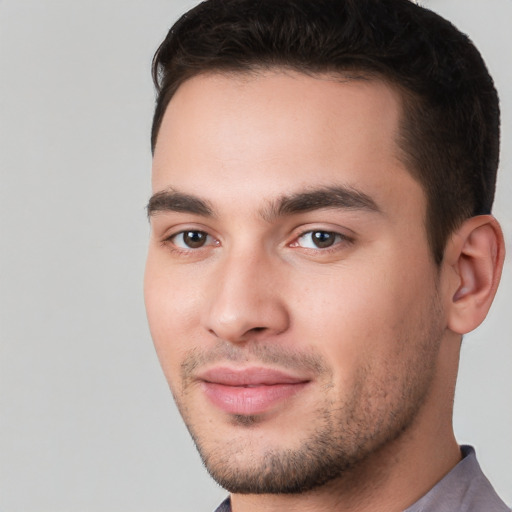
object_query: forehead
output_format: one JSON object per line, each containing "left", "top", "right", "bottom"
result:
{"left": 151, "top": 70, "right": 422, "bottom": 218}
{"left": 153, "top": 70, "right": 403, "bottom": 159}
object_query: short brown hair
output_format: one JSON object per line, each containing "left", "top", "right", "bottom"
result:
{"left": 151, "top": 0, "right": 500, "bottom": 264}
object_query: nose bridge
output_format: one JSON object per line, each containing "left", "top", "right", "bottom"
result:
{"left": 202, "top": 243, "right": 288, "bottom": 342}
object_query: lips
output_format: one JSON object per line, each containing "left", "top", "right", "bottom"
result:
{"left": 197, "top": 367, "right": 310, "bottom": 415}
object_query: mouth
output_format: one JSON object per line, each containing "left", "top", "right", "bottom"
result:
{"left": 197, "top": 366, "right": 311, "bottom": 416}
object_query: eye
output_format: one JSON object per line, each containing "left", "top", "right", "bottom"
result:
{"left": 169, "top": 230, "right": 216, "bottom": 249}
{"left": 294, "top": 230, "right": 346, "bottom": 249}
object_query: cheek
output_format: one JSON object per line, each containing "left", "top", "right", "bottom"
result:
{"left": 289, "top": 260, "right": 434, "bottom": 379}
{"left": 144, "top": 256, "right": 203, "bottom": 382}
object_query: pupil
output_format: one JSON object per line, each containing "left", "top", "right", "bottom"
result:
{"left": 313, "top": 231, "right": 334, "bottom": 248}
{"left": 184, "top": 231, "right": 206, "bottom": 248}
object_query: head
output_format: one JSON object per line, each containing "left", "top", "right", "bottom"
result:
{"left": 144, "top": 0, "right": 504, "bottom": 502}
{"left": 150, "top": 0, "right": 500, "bottom": 266}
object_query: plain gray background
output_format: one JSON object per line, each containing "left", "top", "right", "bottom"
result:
{"left": 0, "top": 1, "right": 510, "bottom": 511}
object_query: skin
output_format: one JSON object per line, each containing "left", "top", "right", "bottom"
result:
{"left": 144, "top": 71, "right": 504, "bottom": 511}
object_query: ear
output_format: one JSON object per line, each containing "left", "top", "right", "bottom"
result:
{"left": 443, "top": 215, "right": 505, "bottom": 335}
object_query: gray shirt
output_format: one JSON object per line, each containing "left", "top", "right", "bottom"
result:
{"left": 214, "top": 446, "right": 510, "bottom": 512}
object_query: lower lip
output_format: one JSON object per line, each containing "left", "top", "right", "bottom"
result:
{"left": 201, "top": 381, "right": 308, "bottom": 415}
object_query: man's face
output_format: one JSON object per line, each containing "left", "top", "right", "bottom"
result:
{"left": 145, "top": 71, "right": 447, "bottom": 493}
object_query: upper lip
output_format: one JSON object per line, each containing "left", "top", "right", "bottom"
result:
{"left": 197, "top": 366, "right": 310, "bottom": 386}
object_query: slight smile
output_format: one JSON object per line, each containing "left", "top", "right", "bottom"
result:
{"left": 197, "top": 367, "right": 311, "bottom": 416}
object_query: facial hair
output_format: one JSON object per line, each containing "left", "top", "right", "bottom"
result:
{"left": 171, "top": 299, "right": 444, "bottom": 495}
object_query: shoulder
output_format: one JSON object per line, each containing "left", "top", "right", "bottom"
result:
{"left": 213, "top": 497, "right": 231, "bottom": 512}
{"left": 406, "top": 446, "right": 510, "bottom": 512}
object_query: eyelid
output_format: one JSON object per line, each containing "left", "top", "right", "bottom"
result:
{"left": 173, "top": 230, "right": 215, "bottom": 248}
{"left": 160, "top": 225, "right": 221, "bottom": 253}
{"left": 288, "top": 227, "right": 355, "bottom": 251}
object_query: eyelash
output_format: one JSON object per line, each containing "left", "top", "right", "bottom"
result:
{"left": 161, "top": 228, "right": 353, "bottom": 255}
{"left": 162, "top": 230, "right": 218, "bottom": 254}
{"left": 290, "top": 229, "right": 354, "bottom": 252}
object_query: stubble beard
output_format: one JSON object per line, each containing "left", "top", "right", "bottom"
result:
{"left": 189, "top": 392, "right": 377, "bottom": 494}
{"left": 171, "top": 299, "right": 444, "bottom": 495}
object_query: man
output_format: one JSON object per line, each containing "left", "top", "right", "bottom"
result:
{"left": 144, "top": 0, "right": 509, "bottom": 510}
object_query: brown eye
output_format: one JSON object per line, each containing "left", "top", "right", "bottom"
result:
{"left": 172, "top": 230, "right": 211, "bottom": 249}
{"left": 296, "top": 230, "right": 344, "bottom": 249}
{"left": 311, "top": 231, "right": 336, "bottom": 248}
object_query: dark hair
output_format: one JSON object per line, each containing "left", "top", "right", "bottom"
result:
{"left": 151, "top": 0, "right": 500, "bottom": 264}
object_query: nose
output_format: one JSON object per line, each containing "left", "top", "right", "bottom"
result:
{"left": 202, "top": 249, "right": 290, "bottom": 343}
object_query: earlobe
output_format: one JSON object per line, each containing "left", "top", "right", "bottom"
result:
{"left": 445, "top": 215, "right": 505, "bottom": 334}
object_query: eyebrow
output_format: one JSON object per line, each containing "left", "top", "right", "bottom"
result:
{"left": 146, "top": 184, "right": 381, "bottom": 220}
{"left": 261, "top": 185, "right": 381, "bottom": 221}
{"left": 147, "top": 189, "right": 214, "bottom": 217}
